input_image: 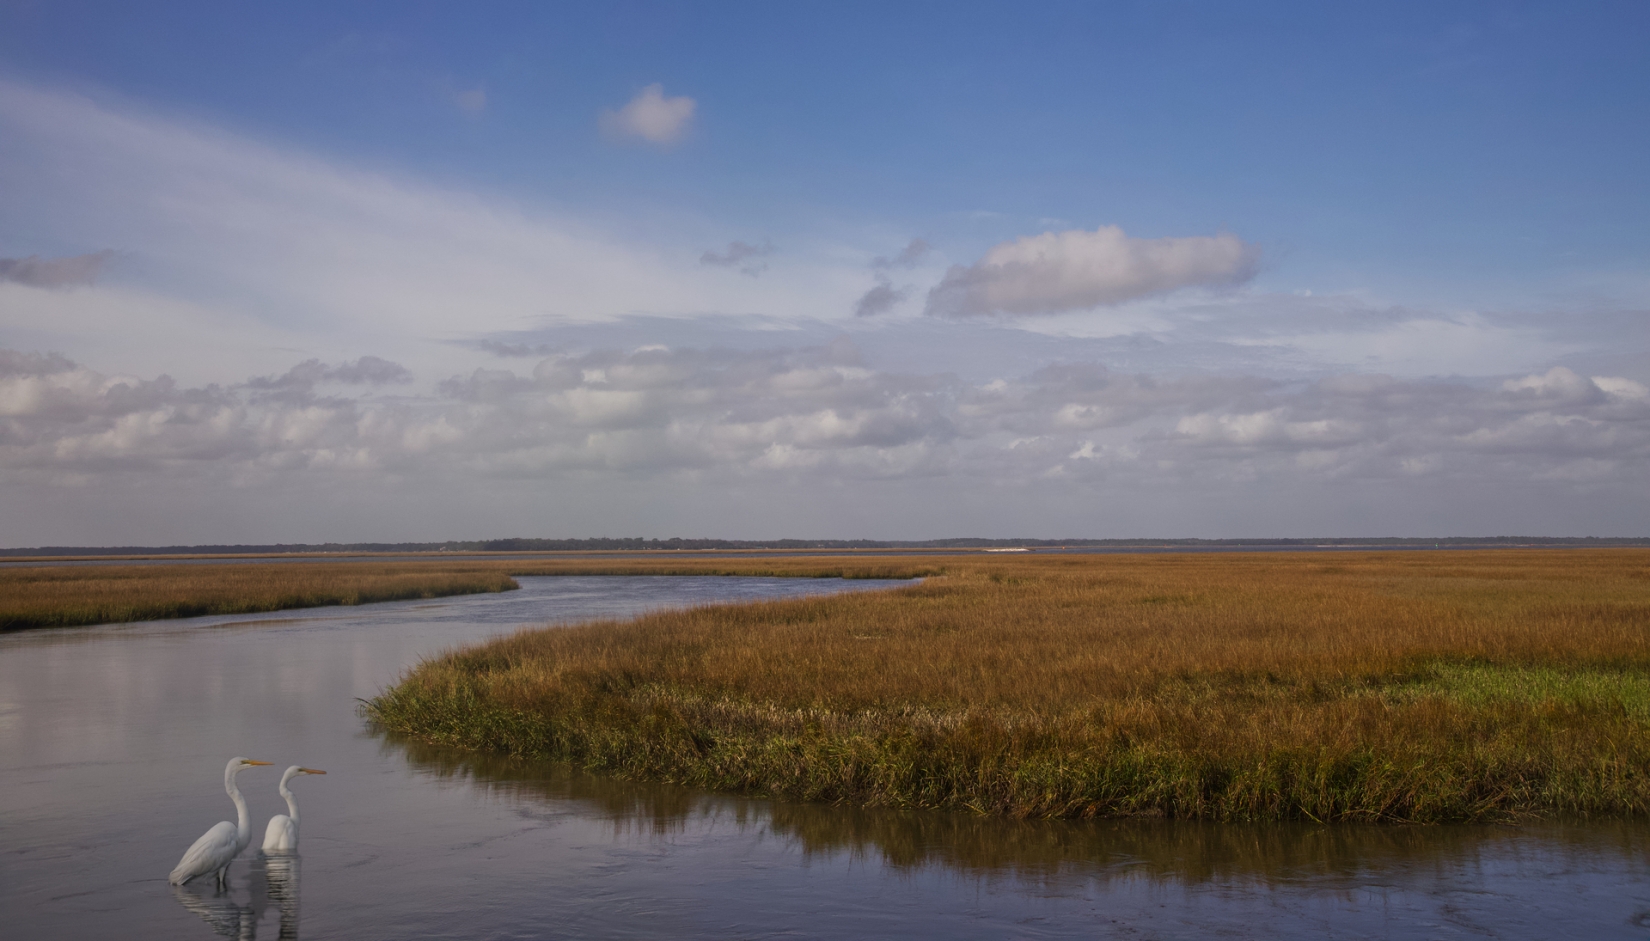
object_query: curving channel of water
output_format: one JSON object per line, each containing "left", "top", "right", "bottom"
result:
{"left": 2, "top": 575, "right": 1647, "bottom": 939}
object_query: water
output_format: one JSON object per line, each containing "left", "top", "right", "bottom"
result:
{"left": 2, "top": 576, "right": 1647, "bottom": 939}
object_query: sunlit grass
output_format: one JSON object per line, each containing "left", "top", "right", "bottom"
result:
{"left": 367, "top": 549, "right": 1650, "bottom": 823}
{"left": 1388, "top": 663, "right": 1650, "bottom": 720}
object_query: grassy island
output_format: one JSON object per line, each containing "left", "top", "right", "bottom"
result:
{"left": 0, "top": 561, "right": 521, "bottom": 631}
{"left": 368, "top": 550, "right": 1650, "bottom": 823}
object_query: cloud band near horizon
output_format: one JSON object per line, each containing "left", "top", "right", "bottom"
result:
{"left": 3, "top": 344, "right": 1642, "bottom": 497}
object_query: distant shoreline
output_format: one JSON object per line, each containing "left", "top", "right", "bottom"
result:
{"left": 4, "top": 534, "right": 1647, "bottom": 559}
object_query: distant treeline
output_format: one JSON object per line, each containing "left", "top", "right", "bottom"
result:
{"left": 3, "top": 535, "right": 1648, "bottom": 557}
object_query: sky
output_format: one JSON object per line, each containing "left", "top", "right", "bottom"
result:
{"left": 1, "top": 1, "right": 1646, "bottom": 545}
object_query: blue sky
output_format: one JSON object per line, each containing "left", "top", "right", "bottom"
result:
{"left": 0, "top": 2, "right": 1646, "bottom": 543}
{"left": 9, "top": 2, "right": 1647, "bottom": 298}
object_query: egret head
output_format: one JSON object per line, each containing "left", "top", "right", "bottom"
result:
{"left": 228, "top": 757, "right": 273, "bottom": 772}
{"left": 280, "top": 764, "right": 327, "bottom": 783}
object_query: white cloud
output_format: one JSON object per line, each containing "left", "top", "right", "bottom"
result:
{"left": 5, "top": 345, "right": 1644, "bottom": 495}
{"left": 1502, "top": 366, "right": 1600, "bottom": 400}
{"left": 926, "top": 225, "right": 1260, "bottom": 317}
{"left": 3, "top": 343, "right": 1645, "bottom": 541}
{"left": 1593, "top": 376, "right": 1650, "bottom": 401}
{"left": 599, "top": 83, "right": 696, "bottom": 146}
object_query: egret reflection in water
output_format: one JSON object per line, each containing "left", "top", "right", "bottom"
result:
{"left": 171, "top": 866, "right": 264, "bottom": 940}
{"left": 264, "top": 855, "right": 302, "bottom": 940}
{"left": 171, "top": 855, "right": 300, "bottom": 940}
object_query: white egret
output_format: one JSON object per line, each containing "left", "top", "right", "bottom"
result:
{"left": 262, "top": 766, "right": 326, "bottom": 854}
{"left": 169, "top": 757, "right": 273, "bottom": 886}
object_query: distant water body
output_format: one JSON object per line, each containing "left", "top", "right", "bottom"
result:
{"left": 2, "top": 576, "right": 1646, "bottom": 939}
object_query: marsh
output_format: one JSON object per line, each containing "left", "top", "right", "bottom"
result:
{"left": 2, "top": 570, "right": 1648, "bottom": 938}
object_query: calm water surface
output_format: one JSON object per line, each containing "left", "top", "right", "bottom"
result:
{"left": 2, "top": 576, "right": 1647, "bottom": 940}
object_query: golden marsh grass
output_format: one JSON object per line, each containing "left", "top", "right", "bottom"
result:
{"left": 0, "top": 561, "right": 520, "bottom": 630}
{"left": 368, "top": 550, "right": 1650, "bottom": 822}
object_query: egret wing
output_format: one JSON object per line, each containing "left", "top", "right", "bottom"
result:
{"left": 169, "top": 820, "right": 238, "bottom": 884}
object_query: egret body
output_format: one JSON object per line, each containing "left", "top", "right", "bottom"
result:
{"left": 262, "top": 766, "right": 326, "bottom": 854}
{"left": 169, "top": 757, "right": 272, "bottom": 886}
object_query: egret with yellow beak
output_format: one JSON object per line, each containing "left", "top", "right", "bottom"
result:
{"left": 169, "top": 757, "right": 273, "bottom": 887}
{"left": 262, "top": 766, "right": 326, "bottom": 854}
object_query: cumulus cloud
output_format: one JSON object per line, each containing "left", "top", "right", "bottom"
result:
{"left": 926, "top": 226, "right": 1260, "bottom": 317}
{"left": 1161, "top": 367, "right": 1650, "bottom": 482}
{"left": 0, "top": 344, "right": 957, "bottom": 482}
{"left": 700, "top": 239, "right": 774, "bottom": 276}
{"left": 4, "top": 347, "right": 1644, "bottom": 508}
{"left": 599, "top": 83, "right": 696, "bottom": 145}
{"left": 0, "top": 251, "right": 113, "bottom": 288}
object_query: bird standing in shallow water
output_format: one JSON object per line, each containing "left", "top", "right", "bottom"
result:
{"left": 170, "top": 757, "right": 273, "bottom": 886}
{"left": 262, "top": 766, "right": 326, "bottom": 854}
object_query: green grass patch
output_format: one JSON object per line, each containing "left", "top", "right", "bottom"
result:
{"left": 1386, "top": 663, "right": 1650, "bottom": 720}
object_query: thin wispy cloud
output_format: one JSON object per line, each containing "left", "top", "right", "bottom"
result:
{"left": 873, "top": 238, "right": 930, "bottom": 269}
{"left": 468, "top": 340, "right": 558, "bottom": 358}
{"left": 599, "top": 83, "right": 696, "bottom": 146}
{"left": 700, "top": 239, "right": 774, "bottom": 276}
{"left": 0, "top": 82, "right": 855, "bottom": 386}
{"left": 0, "top": 251, "right": 113, "bottom": 288}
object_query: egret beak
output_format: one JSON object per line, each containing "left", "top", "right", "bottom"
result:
{"left": 243, "top": 760, "right": 274, "bottom": 766}
{"left": 298, "top": 768, "right": 327, "bottom": 774}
